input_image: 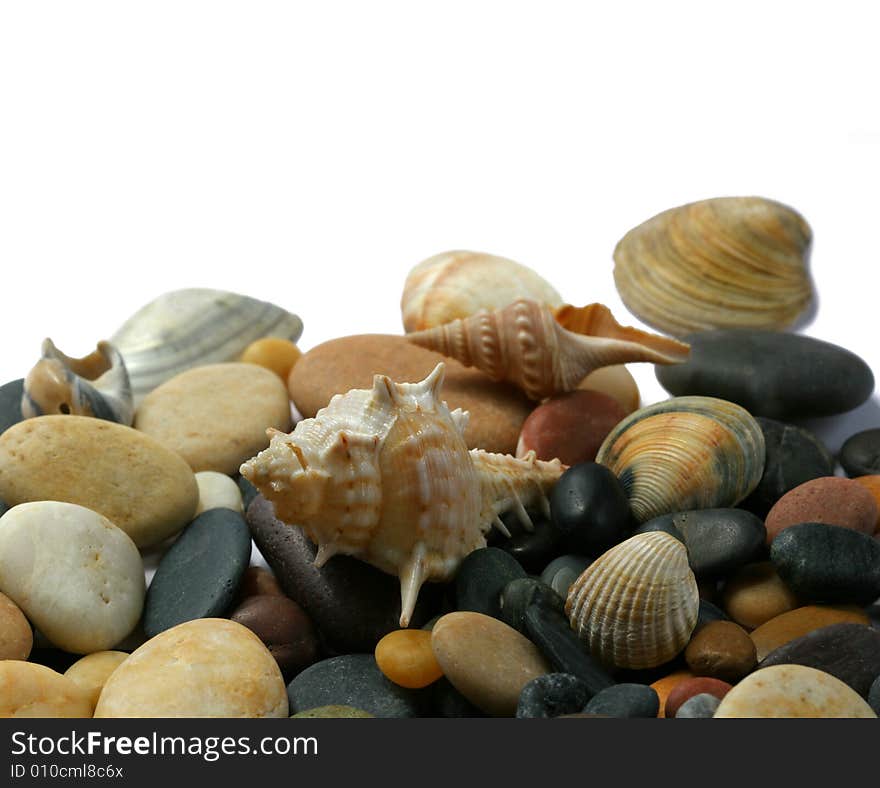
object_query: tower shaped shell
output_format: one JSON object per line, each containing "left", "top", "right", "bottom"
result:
{"left": 565, "top": 531, "right": 699, "bottom": 669}
{"left": 595, "top": 396, "right": 765, "bottom": 523}
{"left": 240, "top": 363, "right": 563, "bottom": 627}
{"left": 407, "top": 299, "right": 689, "bottom": 401}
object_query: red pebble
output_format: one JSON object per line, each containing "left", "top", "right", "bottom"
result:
{"left": 664, "top": 677, "right": 732, "bottom": 718}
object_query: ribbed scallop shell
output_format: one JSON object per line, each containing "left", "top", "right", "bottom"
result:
{"left": 401, "top": 250, "right": 563, "bottom": 333}
{"left": 407, "top": 299, "right": 689, "bottom": 401}
{"left": 595, "top": 396, "right": 765, "bottom": 523}
{"left": 565, "top": 531, "right": 699, "bottom": 669}
{"left": 613, "top": 196, "right": 813, "bottom": 337}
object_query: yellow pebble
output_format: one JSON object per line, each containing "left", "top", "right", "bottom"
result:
{"left": 375, "top": 629, "right": 443, "bottom": 689}
{"left": 239, "top": 337, "right": 302, "bottom": 382}
{"left": 64, "top": 651, "right": 129, "bottom": 711}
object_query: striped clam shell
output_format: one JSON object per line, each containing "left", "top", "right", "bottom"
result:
{"left": 595, "top": 396, "right": 765, "bottom": 523}
{"left": 565, "top": 531, "right": 699, "bottom": 669}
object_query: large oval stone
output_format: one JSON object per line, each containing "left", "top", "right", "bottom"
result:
{"left": 0, "top": 415, "right": 198, "bottom": 547}
{"left": 94, "top": 618, "right": 288, "bottom": 717}
{"left": 288, "top": 334, "right": 533, "bottom": 454}
{"left": 0, "top": 661, "right": 92, "bottom": 718}
{"left": 655, "top": 329, "right": 874, "bottom": 420}
{"left": 749, "top": 605, "right": 871, "bottom": 661}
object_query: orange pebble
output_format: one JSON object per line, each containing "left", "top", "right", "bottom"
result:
{"left": 240, "top": 337, "right": 301, "bottom": 381}
{"left": 375, "top": 629, "right": 443, "bottom": 689}
{"left": 649, "top": 670, "right": 693, "bottom": 718}
{"left": 853, "top": 475, "right": 880, "bottom": 532}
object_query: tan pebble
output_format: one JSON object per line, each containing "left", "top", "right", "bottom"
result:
{"left": 578, "top": 364, "right": 640, "bottom": 414}
{"left": 721, "top": 561, "right": 799, "bottom": 630}
{"left": 290, "top": 705, "right": 373, "bottom": 718}
{"left": 375, "top": 629, "right": 443, "bottom": 689}
{"left": 0, "top": 592, "right": 32, "bottom": 661}
{"left": 0, "top": 661, "right": 93, "bottom": 718}
{"left": 241, "top": 337, "right": 301, "bottom": 382}
{"left": 64, "top": 651, "right": 129, "bottom": 711}
{"left": 749, "top": 605, "right": 871, "bottom": 662}
{"left": 94, "top": 618, "right": 288, "bottom": 718}
{"left": 194, "top": 471, "right": 244, "bottom": 516}
{"left": 0, "top": 415, "right": 198, "bottom": 548}
{"left": 649, "top": 670, "right": 694, "bottom": 718}
{"left": 431, "top": 611, "right": 550, "bottom": 716}
{"left": 852, "top": 475, "right": 880, "bottom": 532}
{"left": 135, "top": 363, "right": 292, "bottom": 475}
{"left": 714, "top": 664, "right": 877, "bottom": 718}
{"left": 685, "top": 620, "right": 757, "bottom": 683}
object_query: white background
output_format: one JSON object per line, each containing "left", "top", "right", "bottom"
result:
{"left": 1, "top": 1, "right": 879, "bottom": 455}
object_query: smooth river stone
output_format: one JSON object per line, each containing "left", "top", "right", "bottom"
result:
{"left": 288, "top": 334, "right": 533, "bottom": 454}
{"left": 135, "top": 363, "right": 292, "bottom": 475}
{"left": 0, "top": 662, "right": 93, "bottom": 718}
{"left": 0, "top": 591, "right": 32, "bottom": 660}
{"left": 578, "top": 365, "right": 640, "bottom": 414}
{"left": 247, "top": 495, "right": 439, "bottom": 653}
{"left": 498, "top": 516, "right": 561, "bottom": 574}
{"left": 431, "top": 611, "right": 552, "bottom": 717}
{"left": 194, "top": 471, "right": 244, "bottom": 516}
{"left": 287, "top": 654, "right": 428, "bottom": 718}
{"left": 454, "top": 547, "right": 526, "bottom": 619}
{"left": 684, "top": 620, "right": 757, "bottom": 683}
{"left": 853, "top": 476, "right": 880, "bottom": 532}
{"left": 655, "top": 329, "right": 874, "bottom": 420}
{"left": 0, "top": 379, "right": 24, "bottom": 436}
{"left": 582, "top": 683, "right": 659, "bottom": 718}
{"left": 540, "top": 554, "right": 592, "bottom": 598}
{"left": 64, "top": 651, "right": 129, "bottom": 709}
{"left": 374, "top": 629, "right": 443, "bottom": 689}
{"left": 95, "top": 618, "right": 288, "bottom": 718}
{"left": 739, "top": 418, "right": 834, "bottom": 517}
{"left": 143, "top": 508, "right": 252, "bottom": 637}
{"left": 840, "top": 428, "right": 880, "bottom": 478}
{"left": 721, "top": 561, "right": 799, "bottom": 630}
{"left": 749, "top": 605, "right": 871, "bottom": 662}
{"left": 664, "top": 677, "right": 732, "bottom": 718}
{"left": 770, "top": 523, "right": 880, "bottom": 605}
{"left": 675, "top": 693, "right": 722, "bottom": 718}
{"left": 0, "top": 502, "right": 145, "bottom": 654}
{"left": 713, "top": 664, "right": 877, "bottom": 718}
{"left": 0, "top": 415, "right": 198, "bottom": 548}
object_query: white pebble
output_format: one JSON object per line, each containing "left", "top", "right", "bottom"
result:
{"left": 195, "top": 471, "right": 244, "bottom": 516}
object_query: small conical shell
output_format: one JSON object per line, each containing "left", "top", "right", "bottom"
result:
{"left": 613, "top": 196, "right": 814, "bottom": 337}
{"left": 565, "top": 531, "right": 699, "bottom": 669}
{"left": 401, "top": 250, "right": 563, "bottom": 333}
{"left": 407, "top": 299, "right": 689, "bottom": 401}
{"left": 595, "top": 396, "right": 765, "bottom": 523}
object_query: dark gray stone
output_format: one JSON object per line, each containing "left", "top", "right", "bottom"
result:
{"left": 287, "top": 654, "right": 429, "bottom": 718}
{"left": 430, "top": 677, "right": 487, "bottom": 718}
{"left": 517, "top": 673, "right": 593, "bottom": 718}
{"left": 695, "top": 599, "right": 729, "bottom": 632}
{"left": 869, "top": 674, "right": 880, "bottom": 715}
{"left": 499, "top": 577, "right": 564, "bottom": 634}
{"left": 582, "top": 683, "right": 659, "bottom": 718}
{"left": 839, "top": 428, "right": 880, "bottom": 478}
{"left": 236, "top": 474, "right": 260, "bottom": 511}
{"left": 675, "top": 693, "right": 721, "bottom": 718}
{"left": 655, "top": 329, "right": 874, "bottom": 420}
{"left": 500, "top": 517, "right": 562, "bottom": 574}
{"left": 540, "top": 554, "right": 591, "bottom": 598}
{"left": 0, "top": 379, "right": 24, "bottom": 436}
{"left": 144, "top": 508, "right": 251, "bottom": 637}
{"left": 454, "top": 547, "right": 526, "bottom": 619}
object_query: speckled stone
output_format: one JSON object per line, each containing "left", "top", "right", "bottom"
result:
{"left": 852, "top": 475, "right": 880, "bottom": 533}
{"left": 749, "top": 605, "right": 871, "bottom": 662}
{"left": 540, "top": 554, "right": 592, "bottom": 598}
{"left": 582, "top": 683, "right": 659, "bottom": 718}
{"left": 665, "top": 677, "right": 732, "bottom": 718}
{"left": 454, "top": 547, "right": 526, "bottom": 619}
{"left": 499, "top": 577, "right": 565, "bottom": 634}
{"left": 721, "top": 561, "right": 799, "bottom": 630}
{"left": 0, "top": 661, "right": 92, "bottom": 718}
{"left": 0, "top": 379, "right": 24, "bottom": 436}
{"left": 675, "top": 693, "right": 722, "bottom": 718}
{"left": 290, "top": 705, "right": 373, "bottom": 718}
{"left": 840, "top": 428, "right": 880, "bottom": 478}
{"left": 0, "top": 591, "right": 32, "bottom": 660}
{"left": 684, "top": 620, "right": 757, "bottom": 683}
{"left": 516, "top": 673, "right": 592, "bottom": 718}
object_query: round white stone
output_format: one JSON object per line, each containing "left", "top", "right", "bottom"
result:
{"left": 0, "top": 501, "right": 146, "bottom": 654}
{"left": 194, "top": 471, "right": 244, "bottom": 516}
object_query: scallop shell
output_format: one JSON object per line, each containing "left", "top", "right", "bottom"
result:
{"left": 565, "top": 531, "right": 699, "bottom": 669}
{"left": 111, "top": 289, "right": 303, "bottom": 403}
{"left": 401, "top": 250, "right": 563, "bottom": 333}
{"left": 613, "top": 196, "right": 814, "bottom": 337}
{"left": 240, "top": 363, "right": 563, "bottom": 627}
{"left": 22, "top": 338, "right": 133, "bottom": 426}
{"left": 407, "top": 299, "right": 689, "bottom": 401}
{"left": 595, "top": 396, "right": 765, "bottom": 523}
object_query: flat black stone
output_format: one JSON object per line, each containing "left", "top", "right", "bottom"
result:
{"left": 0, "top": 379, "right": 24, "bottom": 436}
{"left": 740, "top": 418, "right": 834, "bottom": 517}
{"left": 517, "top": 673, "right": 593, "bottom": 718}
{"left": 636, "top": 508, "right": 765, "bottom": 578}
{"left": 144, "top": 508, "right": 252, "bottom": 637}
{"left": 839, "top": 428, "right": 880, "bottom": 478}
{"left": 247, "top": 495, "right": 440, "bottom": 654}
{"left": 454, "top": 547, "right": 526, "bottom": 619}
{"left": 500, "top": 517, "right": 562, "bottom": 574}
{"left": 770, "top": 522, "right": 880, "bottom": 605}
{"left": 655, "top": 329, "right": 874, "bottom": 420}
{"left": 287, "top": 654, "right": 429, "bottom": 718}
{"left": 499, "top": 577, "right": 564, "bottom": 634}
{"left": 582, "top": 683, "right": 659, "bottom": 718}
{"left": 759, "top": 623, "right": 880, "bottom": 697}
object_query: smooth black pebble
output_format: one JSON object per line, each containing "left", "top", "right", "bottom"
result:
{"left": 839, "top": 428, "right": 880, "bottom": 478}
{"left": 454, "top": 547, "right": 525, "bottom": 619}
{"left": 582, "top": 683, "right": 659, "bottom": 718}
{"left": 0, "top": 379, "right": 24, "bottom": 436}
{"left": 500, "top": 517, "right": 562, "bottom": 573}
{"left": 517, "top": 673, "right": 592, "bottom": 718}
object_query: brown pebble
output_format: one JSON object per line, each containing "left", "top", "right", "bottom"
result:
{"left": 685, "top": 620, "right": 757, "bottom": 683}
{"left": 515, "top": 390, "right": 627, "bottom": 465}
{"left": 236, "top": 566, "right": 285, "bottom": 602}
{"left": 665, "top": 676, "right": 732, "bottom": 718}
{"left": 578, "top": 364, "right": 640, "bottom": 414}
{"left": 721, "top": 561, "right": 800, "bottom": 630}
{"left": 0, "top": 592, "right": 33, "bottom": 661}
{"left": 749, "top": 604, "right": 871, "bottom": 662}
{"left": 764, "top": 476, "right": 878, "bottom": 544}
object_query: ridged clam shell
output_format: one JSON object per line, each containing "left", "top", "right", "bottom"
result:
{"left": 111, "top": 289, "right": 303, "bottom": 402}
{"left": 240, "top": 363, "right": 563, "bottom": 627}
{"left": 613, "top": 196, "right": 813, "bottom": 337}
{"left": 595, "top": 396, "right": 765, "bottom": 523}
{"left": 401, "top": 250, "right": 563, "bottom": 333}
{"left": 565, "top": 531, "right": 699, "bottom": 669}
{"left": 407, "top": 299, "right": 689, "bottom": 401}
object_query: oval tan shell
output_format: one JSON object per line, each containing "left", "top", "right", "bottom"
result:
{"left": 565, "top": 531, "right": 699, "bottom": 670}
{"left": 595, "top": 396, "right": 765, "bottom": 523}
{"left": 401, "top": 250, "right": 563, "bottom": 333}
{"left": 613, "top": 196, "right": 814, "bottom": 337}
{"left": 240, "top": 363, "right": 563, "bottom": 627}
{"left": 407, "top": 299, "right": 689, "bottom": 401}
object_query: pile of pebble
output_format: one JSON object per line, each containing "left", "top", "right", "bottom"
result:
{"left": 1, "top": 198, "right": 880, "bottom": 719}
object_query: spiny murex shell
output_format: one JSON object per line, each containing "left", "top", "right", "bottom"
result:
{"left": 565, "top": 531, "right": 699, "bottom": 670}
{"left": 111, "top": 288, "right": 303, "bottom": 402}
{"left": 401, "top": 250, "right": 563, "bottom": 333}
{"left": 240, "top": 363, "right": 563, "bottom": 627}
{"left": 407, "top": 299, "right": 689, "bottom": 400}
{"left": 22, "top": 338, "right": 133, "bottom": 426}
{"left": 595, "top": 395, "right": 765, "bottom": 523}
{"left": 613, "top": 196, "right": 814, "bottom": 337}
